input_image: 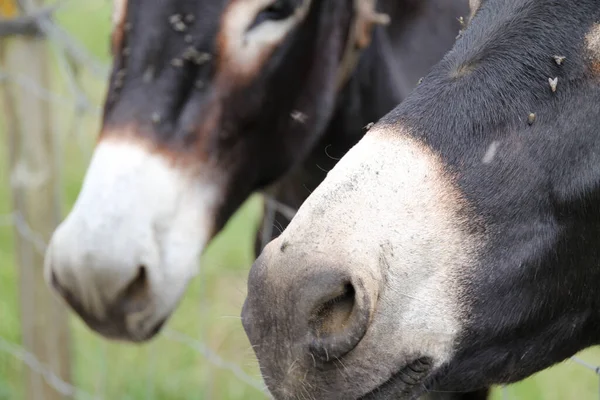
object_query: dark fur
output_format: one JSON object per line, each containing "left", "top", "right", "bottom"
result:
{"left": 394, "top": 0, "right": 600, "bottom": 392}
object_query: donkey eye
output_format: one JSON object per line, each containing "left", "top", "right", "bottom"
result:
{"left": 250, "top": 0, "right": 296, "bottom": 28}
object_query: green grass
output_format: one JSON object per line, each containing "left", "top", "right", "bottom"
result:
{"left": 0, "top": 1, "right": 599, "bottom": 399}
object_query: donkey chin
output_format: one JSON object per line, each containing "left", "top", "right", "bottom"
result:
{"left": 44, "top": 139, "right": 220, "bottom": 342}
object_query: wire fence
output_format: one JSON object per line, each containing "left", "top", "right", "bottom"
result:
{"left": 0, "top": 1, "right": 599, "bottom": 400}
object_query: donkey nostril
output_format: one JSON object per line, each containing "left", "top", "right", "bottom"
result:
{"left": 311, "top": 283, "right": 356, "bottom": 336}
{"left": 308, "top": 279, "right": 370, "bottom": 362}
{"left": 119, "top": 265, "right": 151, "bottom": 313}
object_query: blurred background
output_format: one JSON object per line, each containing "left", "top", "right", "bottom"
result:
{"left": 0, "top": 1, "right": 598, "bottom": 399}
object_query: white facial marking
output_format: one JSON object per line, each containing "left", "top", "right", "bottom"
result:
{"left": 44, "top": 140, "right": 220, "bottom": 338}
{"left": 277, "top": 125, "right": 479, "bottom": 375}
{"left": 220, "top": 0, "right": 312, "bottom": 75}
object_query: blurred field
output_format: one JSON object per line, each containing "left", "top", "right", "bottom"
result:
{"left": 0, "top": 1, "right": 598, "bottom": 399}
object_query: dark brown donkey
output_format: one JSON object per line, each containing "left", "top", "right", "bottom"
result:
{"left": 44, "top": 0, "right": 467, "bottom": 347}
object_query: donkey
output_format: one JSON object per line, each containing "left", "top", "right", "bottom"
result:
{"left": 242, "top": 0, "right": 600, "bottom": 399}
{"left": 43, "top": 0, "right": 468, "bottom": 344}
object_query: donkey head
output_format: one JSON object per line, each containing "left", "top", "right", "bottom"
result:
{"left": 44, "top": 0, "right": 388, "bottom": 342}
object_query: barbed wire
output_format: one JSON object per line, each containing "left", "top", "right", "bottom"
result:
{"left": 0, "top": 3, "right": 599, "bottom": 400}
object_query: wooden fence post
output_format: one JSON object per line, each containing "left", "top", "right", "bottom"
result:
{"left": 0, "top": 0, "right": 72, "bottom": 399}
